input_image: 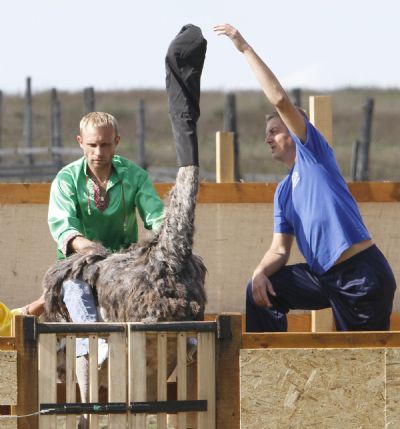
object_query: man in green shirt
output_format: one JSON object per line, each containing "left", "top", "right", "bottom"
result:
{"left": 47, "top": 111, "right": 164, "bottom": 360}
{"left": 48, "top": 112, "right": 164, "bottom": 258}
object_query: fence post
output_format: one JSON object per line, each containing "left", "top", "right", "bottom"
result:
{"left": 350, "top": 139, "right": 360, "bottom": 181}
{"left": 356, "top": 98, "right": 374, "bottom": 181}
{"left": 216, "top": 313, "right": 241, "bottom": 429}
{"left": 224, "top": 92, "right": 241, "bottom": 181}
{"left": 83, "top": 87, "right": 95, "bottom": 114}
{"left": 136, "top": 99, "right": 147, "bottom": 169}
{"left": 13, "top": 315, "right": 38, "bottom": 429}
{"left": 23, "top": 77, "right": 33, "bottom": 165}
{"left": 309, "top": 95, "right": 335, "bottom": 332}
{"left": 291, "top": 88, "right": 302, "bottom": 107}
{"left": 51, "top": 88, "right": 63, "bottom": 169}
{"left": 0, "top": 90, "right": 3, "bottom": 163}
{"left": 216, "top": 132, "right": 234, "bottom": 183}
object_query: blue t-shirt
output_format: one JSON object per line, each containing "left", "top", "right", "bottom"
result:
{"left": 274, "top": 120, "right": 370, "bottom": 274}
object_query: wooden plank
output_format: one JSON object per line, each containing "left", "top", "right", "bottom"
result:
{"left": 0, "top": 337, "right": 15, "bottom": 350}
{"left": 177, "top": 333, "right": 187, "bottom": 429}
{"left": 242, "top": 331, "right": 400, "bottom": 349}
{"left": 4, "top": 182, "right": 400, "bottom": 204}
{"left": 206, "top": 312, "right": 312, "bottom": 333}
{"left": 197, "top": 332, "right": 216, "bottom": 429}
{"left": 38, "top": 333, "right": 57, "bottom": 429}
{"left": 287, "top": 313, "right": 311, "bottom": 332}
{"left": 309, "top": 95, "right": 335, "bottom": 333}
{"left": 0, "top": 351, "right": 17, "bottom": 405}
{"left": 13, "top": 316, "right": 38, "bottom": 429}
{"left": 128, "top": 330, "right": 147, "bottom": 429}
{"left": 391, "top": 313, "right": 400, "bottom": 331}
{"left": 216, "top": 314, "right": 241, "bottom": 429}
{"left": 89, "top": 336, "right": 99, "bottom": 429}
{"left": 311, "top": 308, "right": 335, "bottom": 332}
{"left": 65, "top": 336, "right": 76, "bottom": 429}
{"left": 309, "top": 95, "right": 333, "bottom": 145}
{"left": 157, "top": 333, "right": 168, "bottom": 429}
{"left": 108, "top": 332, "right": 127, "bottom": 428}
{"left": 216, "top": 131, "right": 235, "bottom": 183}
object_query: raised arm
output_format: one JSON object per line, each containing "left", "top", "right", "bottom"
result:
{"left": 214, "top": 23, "right": 306, "bottom": 141}
{"left": 251, "top": 232, "right": 294, "bottom": 307}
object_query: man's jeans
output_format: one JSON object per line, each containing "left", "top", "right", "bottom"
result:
{"left": 61, "top": 279, "right": 98, "bottom": 357}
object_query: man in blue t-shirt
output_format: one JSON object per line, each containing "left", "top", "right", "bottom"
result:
{"left": 214, "top": 23, "right": 396, "bottom": 331}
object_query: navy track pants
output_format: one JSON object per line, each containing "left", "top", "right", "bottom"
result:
{"left": 246, "top": 245, "right": 396, "bottom": 332}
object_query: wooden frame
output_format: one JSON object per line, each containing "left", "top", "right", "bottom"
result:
{"left": 2, "top": 181, "right": 400, "bottom": 205}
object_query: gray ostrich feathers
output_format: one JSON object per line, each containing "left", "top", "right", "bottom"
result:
{"left": 42, "top": 165, "right": 207, "bottom": 323}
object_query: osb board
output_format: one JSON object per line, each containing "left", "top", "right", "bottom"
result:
{"left": 386, "top": 348, "right": 400, "bottom": 428}
{"left": 0, "top": 419, "right": 17, "bottom": 429}
{"left": 1, "top": 202, "right": 400, "bottom": 314}
{"left": 240, "top": 348, "right": 386, "bottom": 428}
{"left": 0, "top": 351, "right": 17, "bottom": 406}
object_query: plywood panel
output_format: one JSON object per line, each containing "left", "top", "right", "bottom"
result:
{"left": 2, "top": 201, "right": 400, "bottom": 315}
{"left": 0, "top": 351, "right": 17, "bottom": 405}
{"left": 386, "top": 348, "right": 400, "bottom": 428}
{"left": 240, "top": 348, "right": 385, "bottom": 429}
{"left": 0, "top": 205, "right": 54, "bottom": 309}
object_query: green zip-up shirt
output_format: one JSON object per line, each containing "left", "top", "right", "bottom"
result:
{"left": 48, "top": 155, "right": 164, "bottom": 259}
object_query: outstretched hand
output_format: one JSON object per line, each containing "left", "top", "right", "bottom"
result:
{"left": 213, "top": 24, "right": 250, "bottom": 53}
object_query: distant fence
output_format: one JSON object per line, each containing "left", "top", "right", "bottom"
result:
{"left": 0, "top": 79, "right": 374, "bottom": 182}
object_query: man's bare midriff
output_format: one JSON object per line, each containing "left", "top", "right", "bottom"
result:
{"left": 334, "top": 239, "right": 374, "bottom": 265}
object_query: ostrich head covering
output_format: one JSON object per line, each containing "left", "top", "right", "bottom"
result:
{"left": 165, "top": 24, "right": 207, "bottom": 167}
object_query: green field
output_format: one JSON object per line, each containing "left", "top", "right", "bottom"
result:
{"left": 1, "top": 87, "right": 400, "bottom": 181}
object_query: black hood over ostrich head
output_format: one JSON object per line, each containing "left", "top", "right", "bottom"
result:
{"left": 165, "top": 24, "right": 207, "bottom": 167}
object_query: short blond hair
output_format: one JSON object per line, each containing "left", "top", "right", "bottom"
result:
{"left": 79, "top": 112, "right": 119, "bottom": 135}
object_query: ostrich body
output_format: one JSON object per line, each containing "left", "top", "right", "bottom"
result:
{"left": 43, "top": 165, "right": 206, "bottom": 324}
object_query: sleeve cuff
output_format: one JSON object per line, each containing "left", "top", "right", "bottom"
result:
{"left": 61, "top": 232, "right": 83, "bottom": 256}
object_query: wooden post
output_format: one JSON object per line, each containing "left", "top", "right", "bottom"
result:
{"left": 129, "top": 330, "right": 147, "bottom": 428}
{"left": 0, "top": 90, "right": 3, "bottom": 157}
{"left": 13, "top": 315, "right": 38, "bottom": 429}
{"left": 224, "top": 92, "right": 241, "bottom": 181}
{"left": 51, "top": 88, "right": 63, "bottom": 169}
{"left": 176, "top": 333, "right": 187, "bottom": 429}
{"left": 216, "top": 313, "right": 241, "bottom": 429}
{"left": 309, "top": 96, "right": 335, "bottom": 332}
{"left": 23, "top": 77, "right": 33, "bottom": 165}
{"left": 309, "top": 95, "right": 333, "bottom": 145}
{"left": 216, "top": 132, "right": 234, "bottom": 183}
{"left": 350, "top": 139, "right": 360, "bottom": 181}
{"left": 291, "top": 88, "right": 302, "bottom": 107}
{"left": 83, "top": 87, "right": 95, "bottom": 114}
{"left": 65, "top": 336, "right": 76, "bottom": 429}
{"left": 157, "top": 333, "right": 168, "bottom": 429}
{"left": 88, "top": 336, "right": 99, "bottom": 428}
{"left": 197, "top": 331, "right": 216, "bottom": 429}
{"left": 136, "top": 99, "right": 147, "bottom": 169}
{"left": 108, "top": 331, "right": 128, "bottom": 428}
{"left": 357, "top": 98, "right": 374, "bottom": 181}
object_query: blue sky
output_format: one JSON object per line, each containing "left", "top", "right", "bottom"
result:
{"left": 2, "top": 0, "right": 400, "bottom": 93}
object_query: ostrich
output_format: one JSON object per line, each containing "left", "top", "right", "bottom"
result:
{"left": 42, "top": 24, "right": 207, "bottom": 427}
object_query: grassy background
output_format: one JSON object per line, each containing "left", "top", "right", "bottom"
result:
{"left": 1, "top": 87, "right": 400, "bottom": 182}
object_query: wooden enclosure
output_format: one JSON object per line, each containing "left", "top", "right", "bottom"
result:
{"left": 0, "top": 315, "right": 241, "bottom": 429}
